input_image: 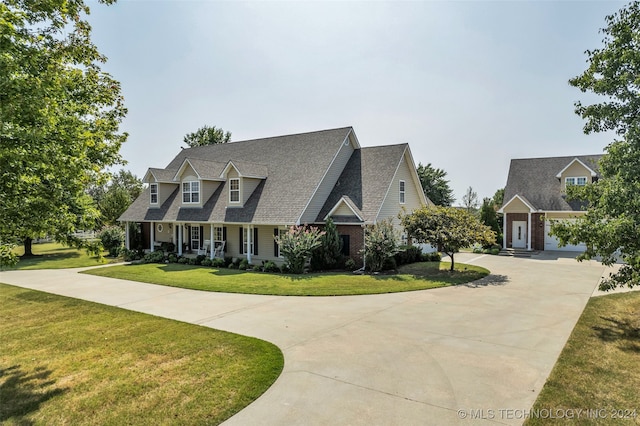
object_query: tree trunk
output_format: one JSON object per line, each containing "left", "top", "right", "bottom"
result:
{"left": 448, "top": 252, "right": 455, "bottom": 271}
{"left": 23, "top": 237, "right": 33, "bottom": 257}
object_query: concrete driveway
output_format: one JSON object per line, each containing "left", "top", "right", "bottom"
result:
{"left": 0, "top": 253, "right": 608, "bottom": 425}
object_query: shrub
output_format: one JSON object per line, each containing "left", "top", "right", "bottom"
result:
{"left": 201, "top": 258, "right": 212, "bottom": 266}
{"left": 260, "top": 260, "right": 279, "bottom": 273}
{"left": 143, "top": 251, "right": 165, "bottom": 264}
{"left": 363, "top": 218, "right": 399, "bottom": 273}
{"left": 344, "top": 258, "right": 356, "bottom": 270}
{"left": 425, "top": 252, "right": 442, "bottom": 262}
{"left": 188, "top": 258, "right": 197, "bottom": 265}
{"left": 310, "top": 218, "right": 343, "bottom": 271}
{"left": 196, "top": 254, "right": 207, "bottom": 265}
{"left": 491, "top": 248, "right": 500, "bottom": 255}
{"left": 97, "top": 225, "right": 125, "bottom": 257}
{"left": 0, "top": 244, "right": 19, "bottom": 270}
{"left": 160, "top": 242, "right": 175, "bottom": 252}
{"left": 178, "top": 257, "right": 189, "bottom": 264}
{"left": 228, "top": 263, "right": 237, "bottom": 269}
{"left": 167, "top": 253, "right": 178, "bottom": 263}
{"left": 394, "top": 245, "right": 422, "bottom": 266}
{"left": 382, "top": 256, "right": 397, "bottom": 271}
{"left": 279, "top": 264, "right": 291, "bottom": 274}
{"left": 473, "top": 247, "right": 483, "bottom": 254}
{"left": 211, "top": 258, "right": 225, "bottom": 268}
{"left": 238, "top": 259, "right": 249, "bottom": 270}
{"left": 275, "top": 225, "right": 325, "bottom": 274}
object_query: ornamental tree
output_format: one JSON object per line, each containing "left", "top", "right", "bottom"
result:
{"left": 363, "top": 218, "right": 400, "bottom": 273}
{"left": 401, "top": 206, "right": 495, "bottom": 271}
{"left": 550, "top": 1, "right": 640, "bottom": 290}
{"left": 0, "top": 0, "right": 127, "bottom": 256}
{"left": 274, "top": 225, "right": 325, "bottom": 274}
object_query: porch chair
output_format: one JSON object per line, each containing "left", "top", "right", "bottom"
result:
{"left": 198, "top": 240, "right": 211, "bottom": 256}
{"left": 213, "top": 241, "right": 226, "bottom": 258}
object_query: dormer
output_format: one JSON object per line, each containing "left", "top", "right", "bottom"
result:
{"left": 556, "top": 158, "right": 598, "bottom": 192}
{"left": 220, "top": 160, "right": 268, "bottom": 208}
{"left": 143, "top": 168, "right": 178, "bottom": 208}
{"left": 173, "top": 158, "right": 226, "bottom": 208}
{"left": 324, "top": 196, "right": 364, "bottom": 224}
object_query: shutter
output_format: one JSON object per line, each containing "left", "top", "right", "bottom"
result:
{"left": 223, "top": 227, "right": 227, "bottom": 242}
{"left": 274, "top": 228, "right": 279, "bottom": 257}
{"left": 200, "top": 226, "right": 204, "bottom": 249}
{"left": 187, "top": 226, "right": 192, "bottom": 251}
{"left": 253, "top": 228, "right": 259, "bottom": 255}
{"left": 239, "top": 227, "right": 244, "bottom": 254}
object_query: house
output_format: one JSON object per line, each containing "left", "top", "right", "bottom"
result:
{"left": 118, "top": 127, "right": 430, "bottom": 265}
{"left": 498, "top": 154, "right": 602, "bottom": 251}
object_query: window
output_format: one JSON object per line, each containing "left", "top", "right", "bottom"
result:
{"left": 191, "top": 226, "right": 200, "bottom": 250}
{"left": 150, "top": 183, "right": 158, "bottom": 204}
{"left": 565, "top": 177, "right": 587, "bottom": 187}
{"left": 243, "top": 227, "right": 253, "bottom": 254}
{"left": 229, "top": 178, "right": 240, "bottom": 203}
{"left": 214, "top": 226, "right": 223, "bottom": 242}
{"left": 182, "top": 181, "right": 199, "bottom": 203}
{"left": 277, "top": 229, "right": 287, "bottom": 257}
{"left": 399, "top": 180, "right": 406, "bottom": 204}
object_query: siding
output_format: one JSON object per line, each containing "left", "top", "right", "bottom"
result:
{"left": 560, "top": 162, "right": 594, "bottom": 191}
{"left": 334, "top": 202, "right": 357, "bottom": 217}
{"left": 298, "top": 136, "right": 354, "bottom": 224}
{"left": 157, "top": 183, "right": 178, "bottom": 206}
{"left": 243, "top": 178, "right": 262, "bottom": 204}
{"left": 202, "top": 181, "right": 220, "bottom": 204}
{"left": 377, "top": 152, "right": 423, "bottom": 227}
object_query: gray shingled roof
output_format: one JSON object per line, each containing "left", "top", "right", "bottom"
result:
{"left": 178, "top": 158, "right": 227, "bottom": 180}
{"left": 147, "top": 168, "right": 177, "bottom": 183}
{"left": 503, "top": 154, "right": 603, "bottom": 211}
{"left": 120, "top": 127, "right": 354, "bottom": 224}
{"left": 316, "top": 144, "right": 408, "bottom": 223}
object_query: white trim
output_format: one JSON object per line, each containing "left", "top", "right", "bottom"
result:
{"left": 403, "top": 146, "right": 430, "bottom": 206}
{"left": 182, "top": 180, "right": 200, "bottom": 204}
{"left": 323, "top": 197, "right": 364, "bottom": 222}
{"left": 296, "top": 129, "right": 355, "bottom": 225}
{"left": 555, "top": 158, "right": 597, "bottom": 178}
{"left": 150, "top": 221, "right": 155, "bottom": 252}
{"left": 565, "top": 176, "right": 588, "bottom": 187}
{"left": 527, "top": 212, "right": 532, "bottom": 251}
{"left": 173, "top": 158, "right": 202, "bottom": 181}
{"left": 498, "top": 194, "right": 537, "bottom": 213}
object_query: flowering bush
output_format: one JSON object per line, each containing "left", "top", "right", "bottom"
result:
{"left": 274, "top": 225, "right": 325, "bottom": 274}
{"left": 363, "top": 218, "right": 400, "bottom": 273}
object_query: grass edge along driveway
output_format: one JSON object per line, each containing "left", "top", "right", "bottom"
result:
{"left": 0, "top": 283, "right": 284, "bottom": 425}
{"left": 83, "top": 261, "right": 490, "bottom": 296}
{"left": 525, "top": 291, "right": 640, "bottom": 426}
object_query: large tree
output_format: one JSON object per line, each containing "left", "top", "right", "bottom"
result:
{"left": 183, "top": 125, "right": 231, "bottom": 148}
{"left": 0, "top": 0, "right": 127, "bottom": 255}
{"left": 416, "top": 162, "right": 454, "bottom": 206}
{"left": 89, "top": 170, "right": 143, "bottom": 229}
{"left": 550, "top": 1, "right": 640, "bottom": 290}
{"left": 401, "top": 206, "right": 495, "bottom": 271}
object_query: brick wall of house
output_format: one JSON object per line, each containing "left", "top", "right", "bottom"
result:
{"left": 532, "top": 213, "right": 545, "bottom": 251}
{"left": 336, "top": 225, "right": 365, "bottom": 267}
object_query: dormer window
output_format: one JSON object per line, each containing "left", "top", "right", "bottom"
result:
{"left": 150, "top": 183, "right": 158, "bottom": 204}
{"left": 566, "top": 177, "right": 587, "bottom": 187}
{"left": 182, "top": 181, "right": 200, "bottom": 203}
{"left": 229, "top": 178, "right": 240, "bottom": 203}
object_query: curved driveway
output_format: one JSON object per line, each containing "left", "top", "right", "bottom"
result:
{"left": 0, "top": 253, "right": 608, "bottom": 425}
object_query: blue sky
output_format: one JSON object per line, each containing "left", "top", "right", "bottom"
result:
{"left": 88, "top": 0, "right": 625, "bottom": 204}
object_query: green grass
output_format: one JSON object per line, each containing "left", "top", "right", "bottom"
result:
{"left": 9, "top": 242, "right": 109, "bottom": 269}
{"left": 526, "top": 292, "right": 640, "bottom": 425}
{"left": 83, "top": 261, "right": 489, "bottom": 296}
{"left": 0, "top": 283, "right": 283, "bottom": 425}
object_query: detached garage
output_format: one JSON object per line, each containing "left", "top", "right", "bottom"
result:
{"left": 499, "top": 155, "right": 602, "bottom": 252}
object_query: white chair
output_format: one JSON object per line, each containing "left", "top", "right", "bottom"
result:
{"left": 198, "top": 240, "right": 210, "bottom": 256}
{"left": 213, "top": 241, "right": 226, "bottom": 258}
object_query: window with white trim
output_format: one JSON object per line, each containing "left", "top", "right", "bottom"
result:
{"left": 399, "top": 180, "right": 406, "bottom": 204}
{"left": 214, "top": 226, "right": 224, "bottom": 242}
{"left": 191, "top": 226, "right": 200, "bottom": 250}
{"left": 229, "top": 178, "right": 240, "bottom": 203}
{"left": 150, "top": 183, "right": 158, "bottom": 204}
{"left": 277, "top": 229, "right": 287, "bottom": 257}
{"left": 182, "top": 181, "right": 199, "bottom": 203}
{"left": 565, "top": 177, "right": 587, "bottom": 187}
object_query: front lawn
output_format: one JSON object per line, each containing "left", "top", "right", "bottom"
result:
{"left": 83, "top": 261, "right": 489, "bottom": 296}
{"left": 0, "top": 283, "right": 283, "bottom": 425}
{"left": 525, "top": 292, "right": 640, "bottom": 425}
{"left": 9, "top": 242, "right": 109, "bottom": 269}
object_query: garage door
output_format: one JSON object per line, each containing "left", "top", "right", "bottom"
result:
{"left": 544, "top": 221, "right": 586, "bottom": 252}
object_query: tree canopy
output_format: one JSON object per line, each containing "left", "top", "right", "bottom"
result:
{"left": 416, "top": 163, "right": 454, "bottom": 206}
{"left": 89, "top": 170, "right": 143, "bottom": 229}
{"left": 183, "top": 125, "right": 231, "bottom": 148}
{"left": 0, "top": 0, "right": 127, "bottom": 255}
{"left": 461, "top": 186, "right": 479, "bottom": 213}
{"left": 551, "top": 1, "right": 640, "bottom": 290}
{"left": 401, "top": 206, "right": 495, "bottom": 271}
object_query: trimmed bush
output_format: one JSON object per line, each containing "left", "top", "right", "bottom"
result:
{"left": 211, "top": 258, "right": 225, "bottom": 268}
{"left": 178, "top": 257, "right": 189, "bottom": 264}
{"left": 195, "top": 254, "right": 207, "bottom": 265}
{"left": 201, "top": 258, "right": 212, "bottom": 267}
{"left": 167, "top": 253, "right": 178, "bottom": 263}
{"left": 223, "top": 256, "right": 233, "bottom": 267}
{"left": 142, "top": 251, "right": 165, "bottom": 264}
{"left": 394, "top": 245, "right": 422, "bottom": 266}
{"left": 238, "top": 259, "right": 249, "bottom": 270}
{"left": 345, "top": 258, "right": 356, "bottom": 270}
{"left": 97, "top": 225, "right": 125, "bottom": 257}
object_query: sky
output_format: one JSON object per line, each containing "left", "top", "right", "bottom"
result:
{"left": 87, "top": 0, "right": 626, "bottom": 205}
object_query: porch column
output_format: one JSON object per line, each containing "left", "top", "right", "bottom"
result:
{"left": 150, "top": 221, "right": 155, "bottom": 252}
{"left": 210, "top": 224, "right": 214, "bottom": 260}
{"left": 246, "top": 225, "right": 252, "bottom": 264}
{"left": 125, "top": 222, "right": 130, "bottom": 250}
{"left": 527, "top": 212, "right": 532, "bottom": 251}
{"left": 502, "top": 214, "right": 507, "bottom": 249}
{"left": 178, "top": 224, "right": 183, "bottom": 256}
{"left": 171, "top": 223, "right": 175, "bottom": 246}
